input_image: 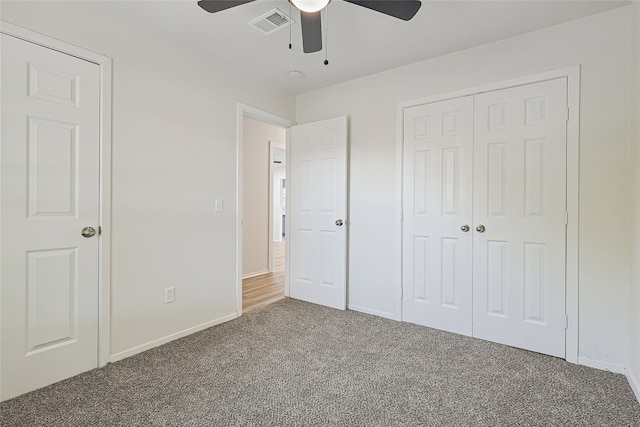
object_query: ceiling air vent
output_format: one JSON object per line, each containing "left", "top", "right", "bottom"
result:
{"left": 248, "top": 9, "right": 294, "bottom": 35}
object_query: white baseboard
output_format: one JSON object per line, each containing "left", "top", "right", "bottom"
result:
{"left": 577, "top": 356, "right": 626, "bottom": 374}
{"left": 348, "top": 304, "right": 400, "bottom": 321}
{"left": 109, "top": 312, "right": 238, "bottom": 363}
{"left": 626, "top": 367, "right": 640, "bottom": 403}
{"left": 242, "top": 269, "right": 269, "bottom": 279}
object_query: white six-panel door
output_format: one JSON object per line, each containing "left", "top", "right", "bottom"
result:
{"left": 472, "top": 78, "right": 567, "bottom": 357}
{"left": 289, "top": 117, "right": 348, "bottom": 310}
{"left": 402, "top": 78, "right": 568, "bottom": 358}
{"left": 1, "top": 34, "right": 101, "bottom": 401}
{"left": 402, "top": 97, "right": 474, "bottom": 335}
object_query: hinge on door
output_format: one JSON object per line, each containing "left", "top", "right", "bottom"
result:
{"left": 566, "top": 108, "right": 570, "bottom": 122}
{"left": 565, "top": 211, "right": 569, "bottom": 225}
{"left": 565, "top": 315, "right": 569, "bottom": 329}
{"left": 98, "top": 226, "right": 102, "bottom": 236}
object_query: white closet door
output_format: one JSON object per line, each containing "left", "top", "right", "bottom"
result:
{"left": 472, "top": 78, "right": 568, "bottom": 357}
{"left": 402, "top": 97, "right": 474, "bottom": 335}
{"left": 1, "top": 34, "right": 101, "bottom": 400}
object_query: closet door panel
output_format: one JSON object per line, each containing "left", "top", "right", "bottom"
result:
{"left": 402, "top": 96, "right": 474, "bottom": 335}
{"left": 472, "top": 78, "right": 568, "bottom": 358}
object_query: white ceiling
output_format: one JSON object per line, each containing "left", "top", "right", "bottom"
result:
{"left": 97, "top": 0, "right": 629, "bottom": 95}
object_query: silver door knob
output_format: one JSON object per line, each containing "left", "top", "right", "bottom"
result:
{"left": 476, "top": 224, "right": 486, "bottom": 233}
{"left": 461, "top": 224, "right": 470, "bottom": 232}
{"left": 335, "top": 219, "right": 344, "bottom": 227}
{"left": 81, "top": 226, "right": 96, "bottom": 238}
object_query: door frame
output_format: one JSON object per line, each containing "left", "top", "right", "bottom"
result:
{"left": 236, "top": 104, "right": 294, "bottom": 316}
{"left": 396, "top": 66, "right": 580, "bottom": 363}
{"left": 0, "top": 21, "right": 113, "bottom": 367}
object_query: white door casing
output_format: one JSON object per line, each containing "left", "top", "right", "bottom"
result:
{"left": 402, "top": 96, "right": 474, "bottom": 335}
{"left": 1, "top": 33, "right": 101, "bottom": 401}
{"left": 472, "top": 78, "right": 568, "bottom": 358}
{"left": 401, "top": 77, "right": 568, "bottom": 358}
{"left": 289, "top": 117, "right": 348, "bottom": 310}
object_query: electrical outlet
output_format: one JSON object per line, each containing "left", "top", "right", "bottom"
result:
{"left": 165, "top": 286, "right": 175, "bottom": 304}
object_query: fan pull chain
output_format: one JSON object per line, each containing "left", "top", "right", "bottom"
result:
{"left": 323, "top": 5, "right": 329, "bottom": 65}
{"left": 289, "top": 2, "right": 292, "bottom": 49}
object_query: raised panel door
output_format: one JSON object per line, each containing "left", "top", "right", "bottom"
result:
{"left": 1, "top": 34, "right": 101, "bottom": 400}
{"left": 289, "top": 117, "right": 348, "bottom": 310}
{"left": 472, "top": 78, "right": 567, "bottom": 357}
{"left": 402, "top": 97, "right": 474, "bottom": 335}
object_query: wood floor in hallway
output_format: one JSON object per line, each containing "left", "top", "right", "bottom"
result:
{"left": 242, "top": 241, "right": 285, "bottom": 312}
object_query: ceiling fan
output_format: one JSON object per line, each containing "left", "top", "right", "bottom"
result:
{"left": 197, "top": 0, "right": 422, "bottom": 54}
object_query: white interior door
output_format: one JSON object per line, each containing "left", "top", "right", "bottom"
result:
{"left": 1, "top": 34, "right": 101, "bottom": 401}
{"left": 289, "top": 117, "right": 348, "bottom": 310}
{"left": 472, "top": 78, "right": 568, "bottom": 358}
{"left": 402, "top": 97, "right": 474, "bottom": 335}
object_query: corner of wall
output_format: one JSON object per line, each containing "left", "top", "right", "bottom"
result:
{"left": 627, "top": 0, "right": 640, "bottom": 404}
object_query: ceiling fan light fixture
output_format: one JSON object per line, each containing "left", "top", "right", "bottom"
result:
{"left": 290, "top": 0, "right": 331, "bottom": 13}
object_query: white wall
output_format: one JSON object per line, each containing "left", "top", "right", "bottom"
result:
{"left": 242, "top": 117, "right": 286, "bottom": 276}
{"left": 0, "top": 1, "right": 295, "bottom": 358}
{"left": 628, "top": 0, "right": 640, "bottom": 401}
{"left": 297, "top": 7, "right": 634, "bottom": 368}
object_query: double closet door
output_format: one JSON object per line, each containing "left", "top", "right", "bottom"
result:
{"left": 402, "top": 78, "right": 568, "bottom": 358}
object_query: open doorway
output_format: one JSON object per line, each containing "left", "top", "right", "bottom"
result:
{"left": 240, "top": 112, "right": 290, "bottom": 313}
